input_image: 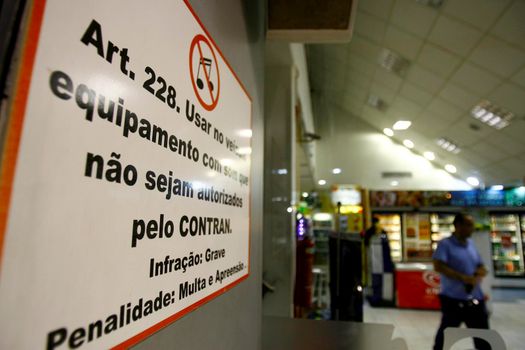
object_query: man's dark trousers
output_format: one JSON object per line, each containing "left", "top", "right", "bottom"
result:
{"left": 433, "top": 295, "right": 490, "bottom": 350}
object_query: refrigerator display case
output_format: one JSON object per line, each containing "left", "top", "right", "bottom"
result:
{"left": 490, "top": 214, "right": 525, "bottom": 277}
{"left": 376, "top": 214, "right": 402, "bottom": 262}
{"left": 430, "top": 213, "right": 455, "bottom": 252}
{"left": 522, "top": 214, "right": 525, "bottom": 265}
{"left": 403, "top": 213, "right": 432, "bottom": 261}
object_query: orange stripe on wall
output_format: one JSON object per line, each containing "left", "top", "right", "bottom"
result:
{"left": 0, "top": 0, "right": 47, "bottom": 267}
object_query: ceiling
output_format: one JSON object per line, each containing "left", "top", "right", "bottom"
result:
{"left": 306, "top": 0, "right": 525, "bottom": 188}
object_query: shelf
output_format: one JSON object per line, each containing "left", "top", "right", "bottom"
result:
{"left": 495, "top": 271, "right": 525, "bottom": 276}
{"left": 492, "top": 255, "right": 522, "bottom": 261}
{"left": 383, "top": 228, "right": 401, "bottom": 233}
{"left": 491, "top": 228, "right": 517, "bottom": 232}
{"left": 491, "top": 237, "right": 519, "bottom": 243}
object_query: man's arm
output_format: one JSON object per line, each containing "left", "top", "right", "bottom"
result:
{"left": 475, "top": 265, "right": 488, "bottom": 277}
{"left": 433, "top": 259, "right": 477, "bottom": 285}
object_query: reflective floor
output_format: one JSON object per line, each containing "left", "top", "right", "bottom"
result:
{"left": 364, "top": 291, "right": 525, "bottom": 350}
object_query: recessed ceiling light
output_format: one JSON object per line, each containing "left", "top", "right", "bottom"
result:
{"left": 467, "top": 176, "right": 480, "bottom": 187}
{"left": 423, "top": 151, "right": 435, "bottom": 160}
{"left": 302, "top": 192, "right": 309, "bottom": 198}
{"left": 471, "top": 100, "right": 514, "bottom": 130}
{"left": 403, "top": 139, "right": 414, "bottom": 148}
{"left": 332, "top": 168, "right": 342, "bottom": 174}
{"left": 393, "top": 120, "right": 412, "bottom": 130}
{"left": 383, "top": 128, "right": 394, "bottom": 137}
{"left": 390, "top": 180, "right": 399, "bottom": 186}
{"left": 318, "top": 179, "right": 327, "bottom": 185}
{"left": 445, "top": 164, "right": 457, "bottom": 173}
{"left": 490, "top": 185, "right": 504, "bottom": 191}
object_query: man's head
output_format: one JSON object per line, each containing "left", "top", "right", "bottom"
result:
{"left": 453, "top": 213, "right": 475, "bottom": 242}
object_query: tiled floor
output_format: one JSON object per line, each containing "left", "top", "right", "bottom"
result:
{"left": 364, "top": 294, "right": 525, "bottom": 349}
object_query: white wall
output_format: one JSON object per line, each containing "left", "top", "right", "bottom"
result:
{"left": 314, "top": 102, "right": 471, "bottom": 191}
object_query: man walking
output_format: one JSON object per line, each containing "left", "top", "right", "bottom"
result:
{"left": 432, "top": 213, "right": 490, "bottom": 350}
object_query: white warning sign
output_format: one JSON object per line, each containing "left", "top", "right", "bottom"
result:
{"left": 0, "top": 1, "right": 251, "bottom": 349}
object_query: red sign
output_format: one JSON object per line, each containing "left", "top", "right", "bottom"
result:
{"left": 396, "top": 269, "right": 441, "bottom": 309}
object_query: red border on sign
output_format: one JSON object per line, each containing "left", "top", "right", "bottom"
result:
{"left": 0, "top": 0, "right": 253, "bottom": 349}
{"left": 189, "top": 34, "right": 220, "bottom": 111}
{"left": 0, "top": 0, "right": 46, "bottom": 268}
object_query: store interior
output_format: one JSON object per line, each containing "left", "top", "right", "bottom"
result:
{"left": 263, "top": 1, "right": 525, "bottom": 349}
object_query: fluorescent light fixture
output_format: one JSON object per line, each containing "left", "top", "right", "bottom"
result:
{"left": 471, "top": 100, "right": 514, "bottom": 130}
{"left": 390, "top": 180, "right": 399, "bottom": 186}
{"left": 491, "top": 185, "right": 504, "bottom": 191}
{"left": 445, "top": 164, "right": 457, "bottom": 173}
{"left": 467, "top": 176, "right": 480, "bottom": 187}
{"left": 332, "top": 168, "right": 342, "bottom": 174}
{"left": 393, "top": 120, "right": 412, "bottom": 130}
{"left": 302, "top": 192, "right": 309, "bottom": 198}
{"left": 318, "top": 179, "right": 327, "bottom": 186}
{"left": 437, "top": 137, "right": 461, "bottom": 154}
{"left": 275, "top": 168, "right": 288, "bottom": 175}
{"left": 383, "top": 128, "right": 394, "bottom": 137}
{"left": 403, "top": 139, "right": 414, "bottom": 148}
{"left": 423, "top": 151, "right": 435, "bottom": 160}
{"left": 446, "top": 144, "right": 456, "bottom": 152}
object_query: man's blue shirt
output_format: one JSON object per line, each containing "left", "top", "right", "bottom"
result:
{"left": 432, "top": 235, "right": 484, "bottom": 300}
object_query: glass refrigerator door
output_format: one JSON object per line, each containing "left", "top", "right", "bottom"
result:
{"left": 377, "top": 213, "right": 402, "bottom": 262}
{"left": 490, "top": 214, "right": 525, "bottom": 277}
{"left": 403, "top": 213, "right": 432, "bottom": 261}
{"left": 430, "top": 213, "right": 455, "bottom": 252}
{"left": 522, "top": 215, "right": 525, "bottom": 268}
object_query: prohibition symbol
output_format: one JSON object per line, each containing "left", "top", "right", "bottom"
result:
{"left": 189, "top": 34, "right": 220, "bottom": 111}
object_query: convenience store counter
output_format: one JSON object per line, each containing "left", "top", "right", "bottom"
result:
{"left": 396, "top": 262, "right": 441, "bottom": 310}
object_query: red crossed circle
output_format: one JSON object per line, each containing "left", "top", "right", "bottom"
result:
{"left": 189, "top": 34, "right": 220, "bottom": 111}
